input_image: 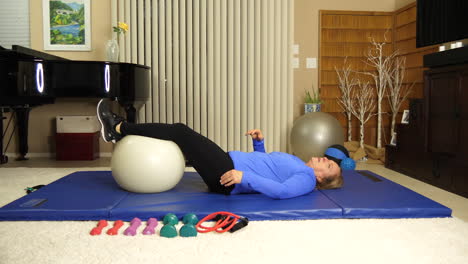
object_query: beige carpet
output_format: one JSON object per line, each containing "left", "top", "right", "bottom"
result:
{"left": 1, "top": 167, "right": 468, "bottom": 264}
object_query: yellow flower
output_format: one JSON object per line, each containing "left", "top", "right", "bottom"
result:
{"left": 118, "top": 22, "right": 128, "bottom": 32}
{"left": 113, "top": 22, "right": 129, "bottom": 35}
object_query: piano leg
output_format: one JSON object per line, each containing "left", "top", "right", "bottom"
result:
{"left": 0, "top": 110, "right": 8, "bottom": 164}
{"left": 15, "top": 108, "right": 30, "bottom": 161}
{"left": 124, "top": 105, "right": 137, "bottom": 123}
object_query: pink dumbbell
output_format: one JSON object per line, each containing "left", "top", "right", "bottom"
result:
{"left": 142, "top": 218, "right": 158, "bottom": 235}
{"left": 107, "top": 220, "right": 124, "bottom": 235}
{"left": 90, "top": 220, "right": 108, "bottom": 236}
{"left": 124, "top": 217, "right": 142, "bottom": 236}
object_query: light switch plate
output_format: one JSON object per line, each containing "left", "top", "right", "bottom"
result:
{"left": 292, "top": 57, "right": 299, "bottom": 69}
{"left": 306, "top": 58, "right": 317, "bottom": 69}
{"left": 292, "top": 44, "right": 299, "bottom": 55}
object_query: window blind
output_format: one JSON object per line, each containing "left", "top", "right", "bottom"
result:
{"left": 0, "top": 0, "right": 30, "bottom": 49}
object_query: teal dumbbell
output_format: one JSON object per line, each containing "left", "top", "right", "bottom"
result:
{"left": 160, "top": 213, "right": 178, "bottom": 238}
{"left": 179, "top": 213, "right": 198, "bottom": 237}
{"left": 163, "top": 213, "right": 178, "bottom": 225}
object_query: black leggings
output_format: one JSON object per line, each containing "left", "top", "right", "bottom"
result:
{"left": 120, "top": 122, "right": 235, "bottom": 194}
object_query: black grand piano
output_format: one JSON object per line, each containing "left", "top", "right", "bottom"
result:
{"left": 0, "top": 45, "right": 150, "bottom": 164}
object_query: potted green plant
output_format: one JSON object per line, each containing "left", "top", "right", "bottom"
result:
{"left": 304, "top": 88, "right": 322, "bottom": 113}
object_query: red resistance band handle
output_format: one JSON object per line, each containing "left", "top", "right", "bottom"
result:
{"left": 196, "top": 211, "right": 248, "bottom": 233}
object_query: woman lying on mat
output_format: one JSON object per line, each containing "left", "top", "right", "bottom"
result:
{"left": 97, "top": 99, "right": 346, "bottom": 199}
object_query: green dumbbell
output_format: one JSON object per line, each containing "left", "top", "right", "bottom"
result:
{"left": 163, "top": 213, "right": 178, "bottom": 225}
{"left": 180, "top": 213, "right": 198, "bottom": 237}
{"left": 182, "top": 213, "right": 198, "bottom": 225}
{"left": 160, "top": 213, "right": 178, "bottom": 238}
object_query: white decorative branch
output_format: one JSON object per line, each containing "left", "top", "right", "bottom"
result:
{"left": 350, "top": 81, "right": 376, "bottom": 149}
{"left": 361, "top": 37, "right": 398, "bottom": 148}
{"left": 386, "top": 56, "right": 414, "bottom": 136}
{"left": 336, "top": 57, "right": 359, "bottom": 142}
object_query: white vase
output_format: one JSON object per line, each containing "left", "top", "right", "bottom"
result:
{"left": 106, "top": 37, "right": 119, "bottom": 62}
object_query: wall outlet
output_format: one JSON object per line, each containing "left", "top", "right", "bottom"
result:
{"left": 306, "top": 58, "right": 317, "bottom": 69}
{"left": 292, "top": 44, "right": 299, "bottom": 55}
{"left": 292, "top": 57, "right": 299, "bottom": 69}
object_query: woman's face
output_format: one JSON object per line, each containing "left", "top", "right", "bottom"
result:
{"left": 306, "top": 157, "right": 340, "bottom": 182}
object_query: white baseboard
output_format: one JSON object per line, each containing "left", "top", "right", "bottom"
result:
{"left": 5, "top": 152, "right": 53, "bottom": 158}
{"left": 5, "top": 152, "right": 113, "bottom": 158}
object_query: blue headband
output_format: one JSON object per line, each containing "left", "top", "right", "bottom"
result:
{"left": 324, "top": 147, "right": 348, "bottom": 160}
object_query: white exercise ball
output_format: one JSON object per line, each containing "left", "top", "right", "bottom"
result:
{"left": 111, "top": 135, "right": 185, "bottom": 193}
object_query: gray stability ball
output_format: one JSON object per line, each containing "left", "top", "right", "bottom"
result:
{"left": 290, "top": 112, "right": 344, "bottom": 162}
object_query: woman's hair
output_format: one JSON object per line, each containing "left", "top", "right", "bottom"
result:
{"left": 316, "top": 168, "right": 343, "bottom": 190}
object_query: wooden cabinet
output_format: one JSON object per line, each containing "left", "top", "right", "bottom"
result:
{"left": 425, "top": 65, "right": 468, "bottom": 154}
{"left": 386, "top": 63, "right": 468, "bottom": 198}
{"left": 459, "top": 70, "right": 468, "bottom": 156}
{"left": 452, "top": 158, "right": 468, "bottom": 197}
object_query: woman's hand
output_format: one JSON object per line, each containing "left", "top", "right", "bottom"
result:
{"left": 220, "top": 169, "right": 243, "bottom": 187}
{"left": 245, "top": 129, "right": 264, "bottom": 141}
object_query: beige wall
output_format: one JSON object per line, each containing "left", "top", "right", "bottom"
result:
{"left": 395, "top": 0, "right": 416, "bottom": 10}
{"left": 293, "top": 0, "right": 396, "bottom": 120}
{"left": 30, "top": 0, "right": 112, "bottom": 61}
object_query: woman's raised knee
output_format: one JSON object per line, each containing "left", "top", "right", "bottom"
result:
{"left": 173, "top": 123, "right": 189, "bottom": 130}
{"left": 172, "top": 123, "right": 191, "bottom": 136}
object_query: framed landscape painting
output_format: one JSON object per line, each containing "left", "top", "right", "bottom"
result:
{"left": 42, "top": 0, "right": 91, "bottom": 51}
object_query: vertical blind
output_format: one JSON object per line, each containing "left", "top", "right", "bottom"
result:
{"left": 111, "top": 0, "right": 293, "bottom": 153}
{"left": 0, "top": 0, "right": 30, "bottom": 49}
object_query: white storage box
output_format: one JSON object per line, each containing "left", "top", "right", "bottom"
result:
{"left": 56, "top": 116, "right": 100, "bottom": 133}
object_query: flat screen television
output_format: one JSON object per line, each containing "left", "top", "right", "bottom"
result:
{"left": 416, "top": 0, "right": 468, "bottom": 48}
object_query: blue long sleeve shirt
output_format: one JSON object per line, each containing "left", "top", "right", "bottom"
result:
{"left": 228, "top": 139, "right": 316, "bottom": 199}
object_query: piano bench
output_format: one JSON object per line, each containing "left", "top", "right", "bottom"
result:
{"left": 56, "top": 132, "right": 100, "bottom": 161}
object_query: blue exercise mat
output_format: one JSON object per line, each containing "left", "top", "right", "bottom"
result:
{"left": 0, "top": 171, "right": 129, "bottom": 221}
{"left": 320, "top": 170, "right": 452, "bottom": 218}
{"left": 0, "top": 170, "right": 451, "bottom": 221}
